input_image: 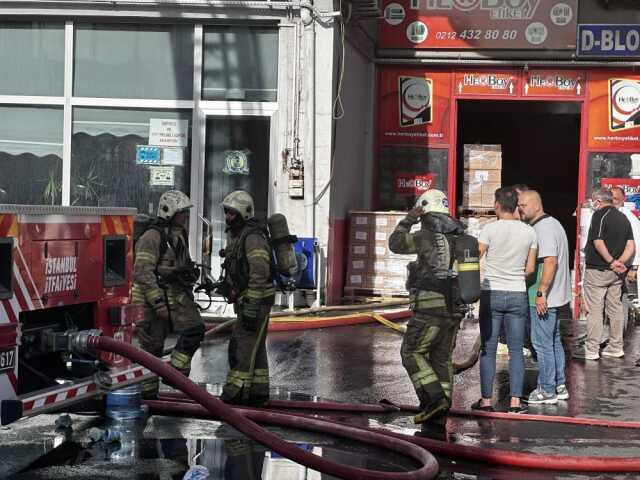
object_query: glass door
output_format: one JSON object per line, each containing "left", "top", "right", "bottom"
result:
{"left": 202, "top": 115, "right": 271, "bottom": 278}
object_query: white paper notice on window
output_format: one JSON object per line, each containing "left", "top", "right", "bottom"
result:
{"left": 162, "top": 147, "right": 184, "bottom": 166}
{"left": 149, "top": 166, "right": 175, "bottom": 186}
{"left": 149, "top": 119, "right": 188, "bottom": 147}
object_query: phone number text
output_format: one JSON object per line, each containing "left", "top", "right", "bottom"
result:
{"left": 435, "top": 30, "right": 518, "bottom": 41}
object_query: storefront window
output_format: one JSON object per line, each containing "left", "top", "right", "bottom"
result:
{"left": 74, "top": 24, "right": 194, "bottom": 100}
{"left": 71, "top": 108, "right": 191, "bottom": 212}
{"left": 0, "top": 106, "right": 63, "bottom": 205}
{"left": 377, "top": 146, "right": 448, "bottom": 210}
{"left": 203, "top": 116, "right": 270, "bottom": 275}
{"left": 0, "top": 22, "right": 64, "bottom": 96}
{"left": 202, "top": 26, "right": 278, "bottom": 102}
{"left": 587, "top": 151, "right": 639, "bottom": 198}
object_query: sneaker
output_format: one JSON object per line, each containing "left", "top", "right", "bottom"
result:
{"left": 601, "top": 348, "right": 624, "bottom": 358}
{"left": 572, "top": 350, "right": 600, "bottom": 360}
{"left": 507, "top": 404, "right": 528, "bottom": 414}
{"left": 526, "top": 388, "right": 558, "bottom": 404}
{"left": 556, "top": 384, "right": 570, "bottom": 400}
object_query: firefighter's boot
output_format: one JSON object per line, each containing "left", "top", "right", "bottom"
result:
{"left": 162, "top": 350, "right": 192, "bottom": 388}
{"left": 141, "top": 377, "right": 160, "bottom": 400}
{"left": 413, "top": 396, "right": 450, "bottom": 424}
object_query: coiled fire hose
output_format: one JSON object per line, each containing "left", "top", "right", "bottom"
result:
{"left": 73, "top": 332, "right": 438, "bottom": 480}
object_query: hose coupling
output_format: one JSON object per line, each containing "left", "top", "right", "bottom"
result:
{"left": 68, "top": 329, "right": 103, "bottom": 354}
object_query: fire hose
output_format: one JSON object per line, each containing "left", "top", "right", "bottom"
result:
{"left": 72, "top": 331, "right": 438, "bottom": 480}
{"left": 69, "top": 332, "right": 640, "bottom": 474}
{"left": 146, "top": 397, "right": 640, "bottom": 473}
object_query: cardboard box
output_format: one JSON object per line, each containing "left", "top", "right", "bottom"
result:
{"left": 463, "top": 144, "right": 502, "bottom": 170}
{"left": 464, "top": 169, "right": 502, "bottom": 184}
{"left": 461, "top": 181, "right": 500, "bottom": 208}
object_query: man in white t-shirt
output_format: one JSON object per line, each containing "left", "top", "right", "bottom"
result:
{"left": 518, "top": 190, "right": 571, "bottom": 405}
{"left": 473, "top": 187, "right": 537, "bottom": 414}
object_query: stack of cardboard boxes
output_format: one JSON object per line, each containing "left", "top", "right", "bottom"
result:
{"left": 344, "top": 211, "right": 414, "bottom": 296}
{"left": 461, "top": 144, "right": 502, "bottom": 210}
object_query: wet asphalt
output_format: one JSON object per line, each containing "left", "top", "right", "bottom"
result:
{"left": 4, "top": 310, "right": 640, "bottom": 479}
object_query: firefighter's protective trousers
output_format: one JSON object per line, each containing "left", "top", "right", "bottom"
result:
{"left": 401, "top": 310, "right": 459, "bottom": 407}
{"left": 221, "top": 223, "right": 275, "bottom": 405}
{"left": 132, "top": 224, "right": 204, "bottom": 397}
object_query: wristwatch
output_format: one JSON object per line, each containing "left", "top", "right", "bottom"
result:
{"left": 536, "top": 291, "right": 547, "bottom": 298}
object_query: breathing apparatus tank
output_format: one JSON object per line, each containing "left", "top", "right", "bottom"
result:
{"left": 267, "top": 213, "right": 299, "bottom": 278}
{"left": 454, "top": 233, "right": 480, "bottom": 304}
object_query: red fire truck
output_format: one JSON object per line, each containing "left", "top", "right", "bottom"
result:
{"left": 0, "top": 205, "right": 152, "bottom": 425}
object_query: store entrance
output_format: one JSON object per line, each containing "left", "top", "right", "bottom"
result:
{"left": 456, "top": 100, "right": 581, "bottom": 264}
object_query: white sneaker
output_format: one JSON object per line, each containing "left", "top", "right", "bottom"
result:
{"left": 556, "top": 384, "right": 570, "bottom": 400}
{"left": 573, "top": 350, "right": 599, "bottom": 360}
{"left": 601, "top": 348, "right": 624, "bottom": 358}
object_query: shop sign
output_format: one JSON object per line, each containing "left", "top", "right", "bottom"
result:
{"left": 149, "top": 119, "right": 188, "bottom": 148}
{"left": 523, "top": 69, "right": 584, "bottom": 96}
{"left": 379, "top": 68, "right": 450, "bottom": 145}
{"left": 601, "top": 177, "right": 640, "bottom": 214}
{"left": 454, "top": 71, "right": 517, "bottom": 96}
{"left": 587, "top": 71, "right": 640, "bottom": 148}
{"left": 395, "top": 172, "right": 434, "bottom": 195}
{"left": 578, "top": 25, "right": 640, "bottom": 57}
{"left": 135, "top": 145, "right": 161, "bottom": 165}
{"left": 149, "top": 166, "right": 175, "bottom": 186}
{"left": 378, "top": 0, "right": 578, "bottom": 50}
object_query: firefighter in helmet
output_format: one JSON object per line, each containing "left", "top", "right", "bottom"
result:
{"left": 219, "top": 190, "right": 275, "bottom": 406}
{"left": 389, "top": 189, "right": 467, "bottom": 424}
{"left": 133, "top": 190, "right": 205, "bottom": 399}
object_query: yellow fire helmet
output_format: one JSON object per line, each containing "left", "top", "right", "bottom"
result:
{"left": 414, "top": 189, "right": 449, "bottom": 214}
{"left": 222, "top": 190, "right": 255, "bottom": 220}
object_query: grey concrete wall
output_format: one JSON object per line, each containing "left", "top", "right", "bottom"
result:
{"left": 329, "top": 21, "right": 376, "bottom": 219}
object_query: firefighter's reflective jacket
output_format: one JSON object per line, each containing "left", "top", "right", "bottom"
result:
{"left": 132, "top": 224, "right": 196, "bottom": 310}
{"left": 389, "top": 211, "right": 466, "bottom": 315}
{"left": 223, "top": 218, "right": 276, "bottom": 310}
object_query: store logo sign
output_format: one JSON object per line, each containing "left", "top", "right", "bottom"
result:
{"left": 395, "top": 173, "right": 434, "bottom": 194}
{"left": 420, "top": 0, "right": 540, "bottom": 19}
{"left": 609, "top": 78, "right": 640, "bottom": 131}
{"left": 399, "top": 76, "right": 432, "bottom": 127}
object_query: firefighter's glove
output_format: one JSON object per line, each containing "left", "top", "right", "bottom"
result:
{"left": 407, "top": 206, "right": 424, "bottom": 224}
{"left": 155, "top": 304, "right": 170, "bottom": 322}
{"left": 240, "top": 299, "right": 261, "bottom": 331}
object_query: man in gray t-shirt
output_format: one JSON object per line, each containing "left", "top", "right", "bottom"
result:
{"left": 519, "top": 190, "right": 571, "bottom": 405}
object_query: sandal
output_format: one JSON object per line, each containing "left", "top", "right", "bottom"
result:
{"left": 471, "top": 399, "right": 495, "bottom": 412}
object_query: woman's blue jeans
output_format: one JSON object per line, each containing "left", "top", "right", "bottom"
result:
{"left": 479, "top": 290, "right": 528, "bottom": 399}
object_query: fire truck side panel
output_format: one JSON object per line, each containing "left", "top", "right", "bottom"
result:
{"left": 0, "top": 214, "right": 19, "bottom": 405}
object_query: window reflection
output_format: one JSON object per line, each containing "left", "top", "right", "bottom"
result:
{"left": 71, "top": 107, "right": 191, "bottom": 212}
{"left": 74, "top": 24, "right": 194, "bottom": 100}
{"left": 0, "top": 106, "right": 63, "bottom": 205}
{"left": 203, "top": 26, "right": 278, "bottom": 102}
{"left": 377, "top": 146, "right": 448, "bottom": 210}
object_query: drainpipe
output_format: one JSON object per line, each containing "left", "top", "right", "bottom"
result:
{"left": 301, "top": 2, "right": 319, "bottom": 306}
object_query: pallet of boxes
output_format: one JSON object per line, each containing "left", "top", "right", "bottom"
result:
{"left": 460, "top": 144, "right": 501, "bottom": 237}
{"left": 344, "top": 211, "right": 414, "bottom": 299}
